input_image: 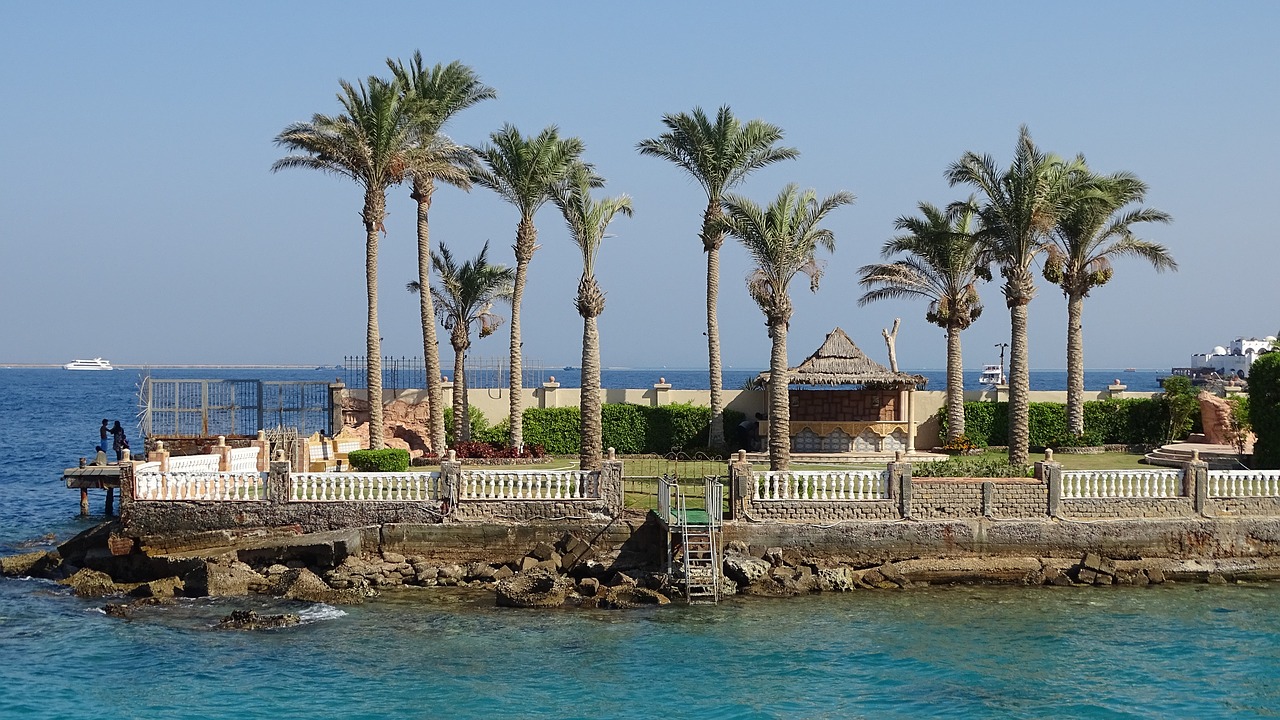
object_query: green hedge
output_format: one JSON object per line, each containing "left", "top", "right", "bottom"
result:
{"left": 347, "top": 448, "right": 410, "bottom": 472}
{"left": 520, "top": 402, "right": 745, "bottom": 455}
{"left": 1250, "top": 353, "right": 1280, "bottom": 468}
{"left": 941, "top": 397, "right": 1184, "bottom": 448}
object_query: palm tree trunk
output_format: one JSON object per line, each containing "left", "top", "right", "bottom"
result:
{"left": 363, "top": 189, "right": 385, "bottom": 450}
{"left": 945, "top": 324, "right": 965, "bottom": 442}
{"left": 580, "top": 312, "right": 602, "bottom": 471}
{"left": 1008, "top": 301, "right": 1030, "bottom": 465}
{"left": 767, "top": 319, "right": 790, "bottom": 471}
{"left": 508, "top": 216, "right": 536, "bottom": 450}
{"left": 412, "top": 178, "right": 446, "bottom": 456}
{"left": 452, "top": 332, "right": 468, "bottom": 445}
{"left": 1065, "top": 291, "right": 1085, "bottom": 437}
{"left": 703, "top": 201, "right": 726, "bottom": 451}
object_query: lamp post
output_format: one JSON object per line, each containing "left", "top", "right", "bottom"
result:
{"left": 995, "top": 342, "right": 1009, "bottom": 384}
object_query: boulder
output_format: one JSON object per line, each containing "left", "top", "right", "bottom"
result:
{"left": 723, "top": 553, "right": 770, "bottom": 586}
{"left": 594, "top": 586, "right": 670, "bottom": 609}
{"left": 274, "top": 568, "right": 365, "bottom": 605}
{"left": 129, "top": 576, "right": 185, "bottom": 598}
{"left": 59, "top": 568, "right": 120, "bottom": 598}
{"left": 184, "top": 556, "right": 263, "bottom": 597}
{"left": 215, "top": 610, "right": 301, "bottom": 631}
{"left": 495, "top": 570, "right": 571, "bottom": 609}
{"left": 577, "top": 577, "right": 600, "bottom": 597}
{"left": 0, "top": 551, "right": 59, "bottom": 578}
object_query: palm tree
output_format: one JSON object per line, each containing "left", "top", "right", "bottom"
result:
{"left": 946, "top": 126, "right": 1090, "bottom": 465}
{"left": 411, "top": 242, "right": 514, "bottom": 444}
{"left": 718, "top": 184, "right": 854, "bottom": 471}
{"left": 388, "top": 53, "right": 495, "bottom": 457}
{"left": 1044, "top": 171, "right": 1175, "bottom": 437}
{"left": 637, "top": 107, "right": 799, "bottom": 450}
{"left": 273, "top": 76, "right": 419, "bottom": 450}
{"left": 858, "top": 200, "right": 988, "bottom": 443}
{"left": 472, "top": 125, "right": 589, "bottom": 451}
{"left": 553, "top": 164, "right": 633, "bottom": 470}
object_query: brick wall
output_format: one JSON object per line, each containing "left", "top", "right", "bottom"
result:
{"left": 790, "top": 389, "right": 899, "bottom": 422}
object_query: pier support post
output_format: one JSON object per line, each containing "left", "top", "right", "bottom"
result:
{"left": 728, "top": 450, "right": 753, "bottom": 520}
{"left": 79, "top": 488, "right": 89, "bottom": 517}
{"left": 1038, "top": 450, "right": 1062, "bottom": 518}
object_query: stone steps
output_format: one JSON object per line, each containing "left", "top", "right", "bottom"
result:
{"left": 1142, "top": 443, "right": 1246, "bottom": 470}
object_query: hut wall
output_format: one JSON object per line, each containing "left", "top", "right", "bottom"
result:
{"left": 789, "top": 389, "right": 899, "bottom": 422}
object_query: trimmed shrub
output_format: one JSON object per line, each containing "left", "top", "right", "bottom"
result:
{"left": 347, "top": 448, "right": 410, "bottom": 472}
{"left": 941, "top": 397, "right": 1181, "bottom": 449}
{"left": 517, "top": 402, "right": 746, "bottom": 456}
{"left": 912, "top": 455, "right": 1032, "bottom": 478}
{"left": 1250, "top": 353, "right": 1280, "bottom": 468}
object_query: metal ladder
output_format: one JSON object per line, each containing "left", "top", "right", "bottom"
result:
{"left": 660, "top": 475, "right": 724, "bottom": 605}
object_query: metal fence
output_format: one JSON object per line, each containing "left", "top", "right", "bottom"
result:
{"left": 141, "top": 378, "right": 333, "bottom": 438}
{"left": 341, "top": 355, "right": 552, "bottom": 393}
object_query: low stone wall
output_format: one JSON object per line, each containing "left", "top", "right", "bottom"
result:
{"left": 747, "top": 500, "right": 897, "bottom": 523}
{"left": 1210, "top": 497, "right": 1280, "bottom": 517}
{"left": 1062, "top": 498, "right": 1195, "bottom": 520}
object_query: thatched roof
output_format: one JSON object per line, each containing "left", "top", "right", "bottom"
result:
{"left": 754, "top": 327, "right": 927, "bottom": 388}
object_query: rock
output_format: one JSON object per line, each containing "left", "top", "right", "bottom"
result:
{"left": 129, "top": 576, "right": 185, "bottom": 598}
{"left": 59, "top": 568, "right": 119, "bottom": 598}
{"left": 609, "top": 571, "right": 637, "bottom": 587}
{"left": 274, "top": 568, "right": 365, "bottom": 605}
{"left": 382, "top": 552, "right": 406, "bottom": 565}
{"left": 878, "top": 563, "right": 906, "bottom": 585}
{"left": 723, "top": 553, "right": 770, "bottom": 586}
{"left": 103, "top": 603, "right": 132, "bottom": 618}
{"left": 1207, "top": 573, "right": 1228, "bottom": 585}
{"left": 726, "top": 540, "right": 748, "bottom": 554}
{"left": 56, "top": 522, "right": 114, "bottom": 567}
{"left": 519, "top": 556, "right": 541, "bottom": 573}
{"left": 578, "top": 578, "right": 600, "bottom": 597}
{"left": 816, "top": 567, "right": 858, "bottom": 592}
{"left": 1145, "top": 568, "right": 1166, "bottom": 584}
{"left": 781, "top": 548, "right": 807, "bottom": 567}
{"left": 594, "top": 586, "right": 670, "bottom": 609}
{"left": 1081, "top": 553, "right": 1116, "bottom": 576}
{"left": 216, "top": 610, "right": 301, "bottom": 631}
{"left": 0, "top": 551, "right": 58, "bottom": 578}
{"left": 1077, "top": 568, "right": 1098, "bottom": 584}
{"left": 465, "top": 562, "right": 497, "bottom": 582}
{"left": 492, "top": 565, "right": 514, "bottom": 581}
{"left": 534, "top": 559, "right": 559, "bottom": 573}
{"left": 861, "top": 569, "right": 886, "bottom": 586}
{"left": 185, "top": 556, "right": 262, "bottom": 597}
{"left": 529, "top": 542, "right": 556, "bottom": 562}
{"left": 495, "top": 569, "right": 570, "bottom": 609}
{"left": 1094, "top": 573, "right": 1114, "bottom": 586}
{"left": 765, "top": 547, "right": 784, "bottom": 566}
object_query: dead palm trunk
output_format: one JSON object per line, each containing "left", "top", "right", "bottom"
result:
{"left": 508, "top": 216, "right": 536, "bottom": 450}
{"left": 1008, "top": 300, "right": 1030, "bottom": 465}
{"left": 945, "top": 323, "right": 965, "bottom": 441}
{"left": 767, "top": 317, "right": 791, "bottom": 471}
{"left": 1065, "top": 291, "right": 1086, "bottom": 437}
{"left": 703, "top": 200, "right": 726, "bottom": 450}
{"left": 362, "top": 188, "right": 385, "bottom": 450}
{"left": 412, "top": 178, "right": 446, "bottom": 455}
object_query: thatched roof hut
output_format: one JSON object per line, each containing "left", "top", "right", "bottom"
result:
{"left": 755, "top": 327, "right": 926, "bottom": 388}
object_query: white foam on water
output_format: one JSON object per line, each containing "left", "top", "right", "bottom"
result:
{"left": 298, "top": 603, "right": 348, "bottom": 624}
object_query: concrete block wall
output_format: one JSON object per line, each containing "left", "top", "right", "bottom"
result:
{"left": 747, "top": 500, "right": 897, "bottom": 522}
{"left": 1060, "top": 498, "right": 1195, "bottom": 520}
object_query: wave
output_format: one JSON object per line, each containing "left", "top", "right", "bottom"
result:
{"left": 297, "top": 603, "right": 348, "bottom": 624}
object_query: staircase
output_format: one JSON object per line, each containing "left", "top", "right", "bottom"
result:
{"left": 1142, "top": 442, "right": 1247, "bottom": 470}
{"left": 659, "top": 475, "right": 724, "bottom": 604}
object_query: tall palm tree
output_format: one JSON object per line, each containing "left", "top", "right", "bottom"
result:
{"left": 472, "top": 125, "right": 589, "bottom": 450}
{"left": 411, "top": 242, "right": 514, "bottom": 444}
{"left": 1045, "top": 171, "right": 1175, "bottom": 437}
{"left": 947, "top": 126, "right": 1090, "bottom": 465}
{"left": 553, "top": 164, "right": 633, "bottom": 470}
{"left": 273, "top": 76, "right": 419, "bottom": 450}
{"left": 858, "top": 200, "right": 988, "bottom": 442}
{"left": 388, "top": 53, "right": 495, "bottom": 457}
{"left": 718, "top": 184, "right": 854, "bottom": 471}
{"left": 637, "top": 106, "right": 799, "bottom": 450}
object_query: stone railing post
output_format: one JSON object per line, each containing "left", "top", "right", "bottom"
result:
{"left": 148, "top": 440, "right": 170, "bottom": 472}
{"left": 268, "top": 460, "right": 291, "bottom": 504}
{"left": 1186, "top": 451, "right": 1209, "bottom": 516}
{"left": 117, "top": 460, "right": 135, "bottom": 519}
{"left": 252, "top": 430, "right": 270, "bottom": 472}
{"left": 328, "top": 381, "right": 346, "bottom": 436}
{"left": 728, "top": 450, "right": 753, "bottom": 520}
{"left": 599, "top": 447, "right": 624, "bottom": 516}
{"left": 653, "top": 378, "right": 671, "bottom": 407}
{"left": 888, "top": 451, "right": 912, "bottom": 519}
{"left": 211, "top": 435, "right": 231, "bottom": 472}
{"left": 540, "top": 377, "right": 560, "bottom": 409}
{"left": 1107, "top": 380, "right": 1127, "bottom": 399}
{"left": 1037, "top": 449, "right": 1062, "bottom": 518}
{"left": 440, "top": 450, "right": 462, "bottom": 516}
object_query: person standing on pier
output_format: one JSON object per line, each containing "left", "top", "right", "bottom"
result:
{"left": 109, "top": 421, "right": 128, "bottom": 462}
{"left": 98, "top": 419, "right": 109, "bottom": 454}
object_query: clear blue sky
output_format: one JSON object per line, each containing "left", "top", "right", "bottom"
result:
{"left": 2, "top": 2, "right": 1276, "bottom": 372}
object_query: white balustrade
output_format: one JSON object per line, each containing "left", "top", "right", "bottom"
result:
{"left": 133, "top": 471, "right": 265, "bottom": 501}
{"left": 289, "top": 472, "right": 442, "bottom": 502}
{"left": 167, "top": 454, "right": 221, "bottom": 472}
{"left": 1207, "top": 470, "right": 1280, "bottom": 498}
{"left": 229, "top": 447, "right": 260, "bottom": 473}
{"left": 459, "top": 470, "right": 597, "bottom": 500}
{"left": 1060, "top": 470, "right": 1182, "bottom": 499}
{"left": 753, "top": 470, "right": 889, "bottom": 501}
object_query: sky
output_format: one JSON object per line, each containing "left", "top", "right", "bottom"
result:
{"left": 2, "top": 2, "right": 1277, "bottom": 373}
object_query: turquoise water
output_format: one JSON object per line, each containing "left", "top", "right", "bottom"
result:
{"left": 3, "top": 368, "right": 1275, "bottom": 719}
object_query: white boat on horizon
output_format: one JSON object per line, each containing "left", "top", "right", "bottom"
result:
{"left": 63, "top": 358, "right": 114, "bottom": 371}
{"left": 978, "top": 364, "right": 1005, "bottom": 387}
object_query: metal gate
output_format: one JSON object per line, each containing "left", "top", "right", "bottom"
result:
{"left": 141, "top": 378, "right": 333, "bottom": 438}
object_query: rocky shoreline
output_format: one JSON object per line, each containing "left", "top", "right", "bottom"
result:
{"left": 5, "top": 520, "right": 1280, "bottom": 628}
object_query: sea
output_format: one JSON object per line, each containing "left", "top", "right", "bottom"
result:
{"left": 4, "top": 367, "right": 1278, "bottom": 719}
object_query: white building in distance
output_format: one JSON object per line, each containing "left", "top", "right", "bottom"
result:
{"left": 1190, "top": 336, "right": 1277, "bottom": 378}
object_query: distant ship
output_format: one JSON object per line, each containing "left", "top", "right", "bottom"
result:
{"left": 64, "top": 358, "right": 114, "bottom": 371}
{"left": 978, "top": 364, "right": 1005, "bottom": 386}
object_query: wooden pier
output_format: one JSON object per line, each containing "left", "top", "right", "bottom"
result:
{"left": 63, "top": 464, "right": 122, "bottom": 516}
